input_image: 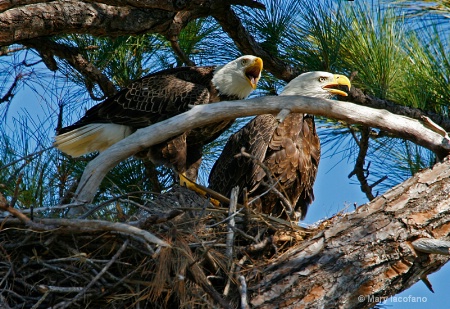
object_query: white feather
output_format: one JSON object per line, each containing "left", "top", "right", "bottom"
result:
{"left": 54, "top": 123, "right": 132, "bottom": 157}
{"left": 212, "top": 55, "right": 261, "bottom": 99}
{"left": 281, "top": 71, "right": 334, "bottom": 98}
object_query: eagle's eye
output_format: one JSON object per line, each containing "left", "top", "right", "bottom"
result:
{"left": 241, "top": 59, "right": 249, "bottom": 66}
{"left": 319, "top": 77, "right": 327, "bottom": 83}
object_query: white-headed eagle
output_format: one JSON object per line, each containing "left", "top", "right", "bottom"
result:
{"left": 54, "top": 56, "right": 263, "bottom": 184}
{"left": 208, "top": 71, "right": 351, "bottom": 220}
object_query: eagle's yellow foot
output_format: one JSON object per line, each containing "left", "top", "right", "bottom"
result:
{"left": 179, "top": 173, "right": 221, "bottom": 207}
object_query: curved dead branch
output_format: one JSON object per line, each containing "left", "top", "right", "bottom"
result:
{"left": 69, "top": 96, "right": 450, "bottom": 205}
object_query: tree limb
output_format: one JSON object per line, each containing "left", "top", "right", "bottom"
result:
{"left": 0, "top": 0, "right": 265, "bottom": 47}
{"left": 22, "top": 38, "right": 117, "bottom": 97}
{"left": 69, "top": 96, "right": 450, "bottom": 205}
{"left": 0, "top": 215, "right": 169, "bottom": 248}
{"left": 345, "top": 86, "right": 450, "bottom": 133}
{"left": 247, "top": 157, "right": 450, "bottom": 308}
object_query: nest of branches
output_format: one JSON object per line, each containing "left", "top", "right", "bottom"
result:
{"left": 0, "top": 185, "right": 320, "bottom": 309}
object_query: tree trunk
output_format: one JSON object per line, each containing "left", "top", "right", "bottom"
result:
{"left": 247, "top": 157, "right": 450, "bottom": 308}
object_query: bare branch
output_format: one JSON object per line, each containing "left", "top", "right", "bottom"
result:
{"left": 345, "top": 86, "right": 450, "bottom": 133}
{"left": 0, "top": 0, "right": 265, "bottom": 47}
{"left": 348, "top": 126, "right": 376, "bottom": 200}
{"left": 69, "top": 96, "right": 450, "bottom": 204}
{"left": 0, "top": 73, "right": 22, "bottom": 103}
{"left": 22, "top": 38, "right": 117, "bottom": 97}
{"left": 0, "top": 215, "right": 169, "bottom": 248}
{"left": 238, "top": 275, "right": 249, "bottom": 309}
{"left": 168, "top": 38, "right": 196, "bottom": 66}
{"left": 226, "top": 187, "right": 239, "bottom": 260}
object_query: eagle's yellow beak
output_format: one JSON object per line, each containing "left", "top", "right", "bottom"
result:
{"left": 244, "top": 57, "right": 263, "bottom": 89}
{"left": 323, "top": 74, "right": 351, "bottom": 97}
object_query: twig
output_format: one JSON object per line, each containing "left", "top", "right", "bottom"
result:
{"left": 370, "top": 175, "right": 388, "bottom": 189}
{"left": 236, "top": 148, "right": 295, "bottom": 216}
{"left": 420, "top": 115, "right": 449, "bottom": 139}
{"left": 20, "top": 202, "right": 86, "bottom": 214}
{"left": 37, "top": 285, "right": 84, "bottom": 293}
{"left": 233, "top": 227, "right": 257, "bottom": 243}
{"left": 44, "top": 219, "right": 169, "bottom": 248}
{"left": 348, "top": 126, "right": 376, "bottom": 200}
{"left": 168, "top": 39, "right": 196, "bottom": 66}
{"left": 238, "top": 275, "right": 249, "bottom": 309}
{"left": 77, "top": 191, "right": 159, "bottom": 219}
{"left": 9, "top": 171, "right": 24, "bottom": 209}
{"left": 224, "top": 187, "right": 239, "bottom": 298}
{"left": 261, "top": 180, "right": 294, "bottom": 217}
{"left": 226, "top": 187, "right": 239, "bottom": 260}
{"left": 0, "top": 73, "right": 22, "bottom": 103}
{"left": 205, "top": 207, "right": 243, "bottom": 229}
{"left": 244, "top": 236, "right": 273, "bottom": 254}
{"left": 57, "top": 239, "right": 129, "bottom": 309}
{"left": 0, "top": 214, "right": 169, "bottom": 248}
{"left": 236, "top": 148, "right": 275, "bottom": 186}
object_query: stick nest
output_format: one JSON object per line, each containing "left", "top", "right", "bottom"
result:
{"left": 0, "top": 186, "right": 322, "bottom": 308}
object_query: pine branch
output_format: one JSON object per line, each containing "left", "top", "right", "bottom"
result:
{"left": 22, "top": 38, "right": 117, "bottom": 98}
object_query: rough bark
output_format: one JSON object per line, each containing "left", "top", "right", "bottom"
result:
{"left": 247, "top": 156, "right": 450, "bottom": 308}
{"left": 0, "top": 0, "right": 264, "bottom": 46}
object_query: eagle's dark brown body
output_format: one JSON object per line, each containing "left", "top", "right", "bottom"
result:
{"left": 209, "top": 113, "right": 320, "bottom": 220}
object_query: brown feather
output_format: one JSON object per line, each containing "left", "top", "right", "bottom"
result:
{"left": 209, "top": 113, "right": 320, "bottom": 220}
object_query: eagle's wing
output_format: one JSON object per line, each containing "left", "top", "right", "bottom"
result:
{"left": 209, "top": 114, "right": 278, "bottom": 198}
{"left": 263, "top": 113, "right": 320, "bottom": 218}
{"left": 60, "top": 67, "right": 215, "bottom": 133}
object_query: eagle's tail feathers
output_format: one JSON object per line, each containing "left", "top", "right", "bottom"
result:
{"left": 54, "top": 123, "right": 132, "bottom": 157}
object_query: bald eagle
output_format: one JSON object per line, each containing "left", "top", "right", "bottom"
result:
{"left": 54, "top": 56, "right": 263, "bottom": 183}
{"left": 208, "top": 71, "right": 351, "bottom": 220}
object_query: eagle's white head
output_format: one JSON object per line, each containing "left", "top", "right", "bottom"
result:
{"left": 281, "top": 71, "right": 351, "bottom": 98}
{"left": 212, "top": 55, "right": 263, "bottom": 99}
